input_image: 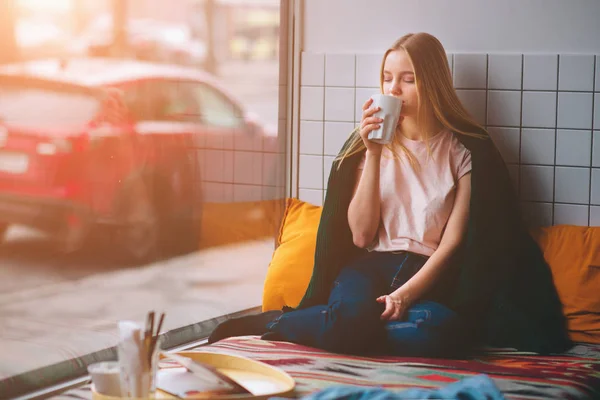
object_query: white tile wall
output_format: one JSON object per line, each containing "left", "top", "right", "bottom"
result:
{"left": 301, "top": 53, "right": 325, "bottom": 86}
{"left": 594, "top": 131, "right": 600, "bottom": 167}
{"left": 487, "top": 91, "right": 521, "bottom": 126}
{"left": 555, "top": 130, "right": 592, "bottom": 166}
{"left": 523, "top": 55, "right": 558, "bottom": 91}
{"left": 554, "top": 204, "right": 590, "bottom": 226}
{"left": 356, "top": 54, "right": 382, "bottom": 87}
{"left": 300, "top": 86, "right": 324, "bottom": 120}
{"left": 557, "top": 92, "right": 593, "bottom": 130}
{"left": 488, "top": 55, "right": 522, "bottom": 90}
{"left": 325, "top": 87, "right": 355, "bottom": 121}
{"left": 299, "top": 154, "right": 324, "bottom": 190}
{"left": 299, "top": 121, "right": 324, "bottom": 155}
{"left": 296, "top": 52, "right": 600, "bottom": 226}
{"left": 591, "top": 206, "right": 600, "bottom": 225}
{"left": 299, "top": 188, "right": 324, "bottom": 206}
{"left": 325, "top": 54, "right": 356, "bottom": 87}
{"left": 456, "top": 90, "right": 487, "bottom": 125}
{"left": 592, "top": 169, "right": 600, "bottom": 205}
{"left": 559, "top": 55, "right": 595, "bottom": 91}
{"left": 522, "top": 92, "right": 557, "bottom": 128}
{"left": 521, "top": 129, "right": 555, "bottom": 165}
{"left": 596, "top": 57, "right": 600, "bottom": 91}
{"left": 453, "top": 54, "right": 487, "bottom": 89}
{"left": 594, "top": 93, "right": 600, "bottom": 129}
{"left": 554, "top": 167, "right": 590, "bottom": 204}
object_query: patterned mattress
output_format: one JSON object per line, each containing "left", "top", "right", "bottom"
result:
{"left": 58, "top": 336, "right": 600, "bottom": 399}
{"left": 196, "top": 337, "right": 600, "bottom": 400}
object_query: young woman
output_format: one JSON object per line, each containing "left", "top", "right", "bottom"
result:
{"left": 209, "top": 33, "right": 569, "bottom": 357}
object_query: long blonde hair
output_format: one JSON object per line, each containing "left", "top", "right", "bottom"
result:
{"left": 335, "top": 32, "right": 487, "bottom": 167}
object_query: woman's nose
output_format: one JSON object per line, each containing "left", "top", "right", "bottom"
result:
{"left": 388, "top": 85, "right": 402, "bottom": 97}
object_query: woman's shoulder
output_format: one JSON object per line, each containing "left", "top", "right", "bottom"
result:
{"left": 441, "top": 130, "right": 471, "bottom": 154}
{"left": 449, "top": 128, "right": 494, "bottom": 154}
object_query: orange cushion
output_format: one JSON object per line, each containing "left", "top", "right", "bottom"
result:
{"left": 262, "top": 198, "right": 322, "bottom": 311}
{"left": 532, "top": 225, "right": 600, "bottom": 344}
{"left": 199, "top": 200, "right": 285, "bottom": 249}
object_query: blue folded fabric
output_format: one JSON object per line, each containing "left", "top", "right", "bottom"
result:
{"left": 278, "top": 374, "right": 505, "bottom": 400}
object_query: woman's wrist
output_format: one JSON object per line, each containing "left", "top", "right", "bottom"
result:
{"left": 390, "top": 288, "right": 412, "bottom": 307}
{"left": 365, "top": 148, "right": 383, "bottom": 158}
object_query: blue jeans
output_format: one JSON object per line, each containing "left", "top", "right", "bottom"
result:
{"left": 266, "top": 252, "right": 465, "bottom": 356}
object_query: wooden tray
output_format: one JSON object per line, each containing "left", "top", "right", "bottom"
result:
{"left": 92, "top": 351, "right": 295, "bottom": 399}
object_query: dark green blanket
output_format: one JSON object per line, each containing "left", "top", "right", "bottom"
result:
{"left": 296, "top": 128, "right": 571, "bottom": 354}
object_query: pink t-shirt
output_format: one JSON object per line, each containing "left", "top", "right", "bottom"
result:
{"left": 358, "top": 130, "right": 472, "bottom": 256}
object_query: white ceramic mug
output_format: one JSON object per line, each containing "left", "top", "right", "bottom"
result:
{"left": 367, "top": 94, "right": 403, "bottom": 145}
{"left": 88, "top": 361, "right": 122, "bottom": 397}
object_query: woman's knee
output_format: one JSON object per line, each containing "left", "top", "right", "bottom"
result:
{"left": 320, "top": 297, "right": 383, "bottom": 353}
{"left": 405, "top": 301, "right": 458, "bottom": 328}
{"left": 385, "top": 301, "right": 464, "bottom": 357}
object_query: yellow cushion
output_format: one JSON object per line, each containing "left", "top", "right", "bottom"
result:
{"left": 532, "top": 225, "right": 600, "bottom": 344}
{"left": 262, "top": 198, "right": 323, "bottom": 311}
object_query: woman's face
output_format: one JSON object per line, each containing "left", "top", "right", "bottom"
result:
{"left": 382, "top": 50, "right": 418, "bottom": 118}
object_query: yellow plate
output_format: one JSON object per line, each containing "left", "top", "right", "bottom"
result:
{"left": 92, "top": 351, "right": 295, "bottom": 400}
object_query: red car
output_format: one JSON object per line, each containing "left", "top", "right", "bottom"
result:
{"left": 0, "top": 58, "right": 269, "bottom": 263}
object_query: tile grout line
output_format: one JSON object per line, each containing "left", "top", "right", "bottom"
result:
{"left": 525, "top": 200, "right": 599, "bottom": 206}
{"left": 322, "top": 55, "right": 326, "bottom": 202}
{"left": 552, "top": 55, "right": 560, "bottom": 224}
{"left": 299, "top": 84, "right": 596, "bottom": 93}
{"left": 590, "top": 55, "right": 596, "bottom": 225}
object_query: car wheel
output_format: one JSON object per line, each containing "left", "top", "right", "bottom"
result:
{"left": 115, "top": 178, "right": 161, "bottom": 264}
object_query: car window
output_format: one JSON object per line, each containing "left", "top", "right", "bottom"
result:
{"left": 148, "top": 80, "right": 200, "bottom": 122}
{"left": 114, "top": 83, "right": 148, "bottom": 121}
{"left": 0, "top": 83, "right": 99, "bottom": 128}
{"left": 115, "top": 80, "right": 200, "bottom": 122}
{"left": 192, "top": 83, "right": 244, "bottom": 128}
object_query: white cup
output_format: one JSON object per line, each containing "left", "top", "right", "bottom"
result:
{"left": 88, "top": 361, "right": 122, "bottom": 397}
{"left": 367, "top": 94, "right": 402, "bottom": 145}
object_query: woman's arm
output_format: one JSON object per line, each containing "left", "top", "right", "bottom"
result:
{"left": 348, "top": 150, "right": 382, "bottom": 248}
{"left": 348, "top": 96, "right": 388, "bottom": 248}
{"left": 379, "top": 172, "right": 472, "bottom": 320}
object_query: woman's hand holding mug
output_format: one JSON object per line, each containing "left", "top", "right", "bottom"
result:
{"left": 359, "top": 98, "right": 385, "bottom": 155}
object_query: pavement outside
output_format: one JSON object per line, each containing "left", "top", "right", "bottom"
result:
{"left": 0, "top": 225, "right": 275, "bottom": 379}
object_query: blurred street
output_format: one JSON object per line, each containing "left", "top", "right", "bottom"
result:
{"left": 0, "top": 225, "right": 274, "bottom": 378}
{"left": 0, "top": 0, "right": 284, "bottom": 385}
